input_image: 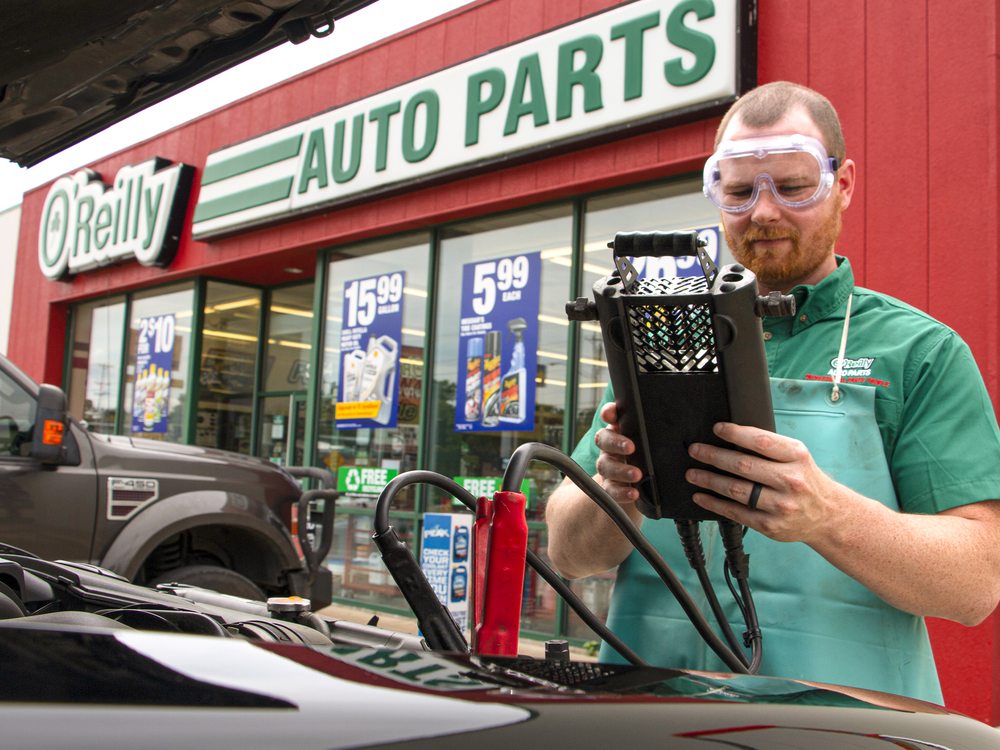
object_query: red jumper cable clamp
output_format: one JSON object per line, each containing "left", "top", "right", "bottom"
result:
{"left": 472, "top": 490, "right": 528, "bottom": 657}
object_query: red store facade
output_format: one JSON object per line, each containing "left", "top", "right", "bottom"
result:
{"left": 9, "top": 0, "right": 1000, "bottom": 722}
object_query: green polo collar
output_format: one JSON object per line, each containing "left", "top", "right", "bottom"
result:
{"left": 763, "top": 255, "right": 855, "bottom": 335}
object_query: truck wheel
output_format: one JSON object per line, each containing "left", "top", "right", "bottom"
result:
{"left": 149, "top": 565, "right": 266, "bottom": 600}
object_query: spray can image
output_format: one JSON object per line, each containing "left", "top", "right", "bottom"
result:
{"left": 357, "top": 335, "right": 399, "bottom": 425}
{"left": 481, "top": 330, "right": 502, "bottom": 427}
{"left": 499, "top": 317, "right": 528, "bottom": 423}
{"left": 463, "top": 337, "right": 484, "bottom": 421}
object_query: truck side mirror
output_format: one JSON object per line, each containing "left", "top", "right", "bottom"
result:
{"left": 31, "top": 384, "right": 68, "bottom": 465}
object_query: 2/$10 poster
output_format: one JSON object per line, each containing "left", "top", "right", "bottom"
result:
{"left": 455, "top": 252, "right": 541, "bottom": 433}
{"left": 132, "top": 313, "right": 176, "bottom": 434}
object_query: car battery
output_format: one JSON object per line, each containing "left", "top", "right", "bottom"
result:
{"left": 567, "top": 231, "right": 794, "bottom": 521}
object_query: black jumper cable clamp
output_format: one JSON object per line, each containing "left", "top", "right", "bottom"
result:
{"left": 566, "top": 230, "right": 796, "bottom": 521}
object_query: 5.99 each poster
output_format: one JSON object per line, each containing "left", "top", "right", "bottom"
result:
{"left": 455, "top": 252, "right": 540, "bottom": 433}
{"left": 336, "top": 271, "right": 405, "bottom": 429}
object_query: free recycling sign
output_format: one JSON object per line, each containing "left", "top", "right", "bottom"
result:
{"left": 337, "top": 466, "right": 399, "bottom": 495}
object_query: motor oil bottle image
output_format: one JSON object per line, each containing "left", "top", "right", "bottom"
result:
{"left": 356, "top": 335, "right": 399, "bottom": 424}
{"left": 463, "top": 337, "right": 484, "bottom": 421}
{"left": 453, "top": 524, "right": 469, "bottom": 562}
{"left": 451, "top": 564, "right": 468, "bottom": 602}
{"left": 481, "top": 330, "right": 502, "bottom": 427}
{"left": 499, "top": 317, "right": 527, "bottom": 423}
{"left": 341, "top": 348, "right": 366, "bottom": 402}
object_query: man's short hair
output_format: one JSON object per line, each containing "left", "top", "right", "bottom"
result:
{"left": 715, "top": 81, "right": 846, "bottom": 163}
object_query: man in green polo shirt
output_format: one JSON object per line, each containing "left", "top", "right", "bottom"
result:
{"left": 545, "top": 81, "right": 1000, "bottom": 703}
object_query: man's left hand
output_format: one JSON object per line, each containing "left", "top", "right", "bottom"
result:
{"left": 685, "top": 421, "right": 845, "bottom": 543}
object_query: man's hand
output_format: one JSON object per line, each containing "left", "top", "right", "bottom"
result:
{"left": 544, "top": 401, "right": 646, "bottom": 579}
{"left": 684, "top": 421, "right": 845, "bottom": 544}
{"left": 593, "top": 401, "right": 643, "bottom": 507}
{"left": 684, "top": 421, "right": 1000, "bottom": 625}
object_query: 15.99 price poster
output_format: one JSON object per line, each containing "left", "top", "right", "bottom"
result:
{"left": 455, "top": 252, "right": 540, "bottom": 433}
{"left": 336, "top": 271, "right": 405, "bottom": 429}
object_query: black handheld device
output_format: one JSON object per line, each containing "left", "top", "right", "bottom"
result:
{"left": 567, "top": 231, "right": 794, "bottom": 521}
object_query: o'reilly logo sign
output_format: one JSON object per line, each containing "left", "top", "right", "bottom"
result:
{"left": 39, "top": 158, "right": 194, "bottom": 280}
{"left": 193, "top": 0, "right": 746, "bottom": 238}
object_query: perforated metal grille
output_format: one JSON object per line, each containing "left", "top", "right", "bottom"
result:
{"left": 625, "top": 275, "right": 717, "bottom": 373}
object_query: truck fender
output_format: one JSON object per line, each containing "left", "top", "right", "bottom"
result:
{"left": 100, "top": 489, "right": 301, "bottom": 581}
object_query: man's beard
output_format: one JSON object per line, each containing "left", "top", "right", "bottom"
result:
{"left": 723, "top": 202, "right": 842, "bottom": 290}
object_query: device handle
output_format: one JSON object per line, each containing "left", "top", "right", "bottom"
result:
{"left": 609, "top": 231, "right": 702, "bottom": 258}
{"left": 609, "top": 231, "right": 717, "bottom": 290}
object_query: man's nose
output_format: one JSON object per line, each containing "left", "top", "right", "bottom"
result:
{"left": 748, "top": 180, "right": 783, "bottom": 223}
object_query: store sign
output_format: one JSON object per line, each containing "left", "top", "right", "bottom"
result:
{"left": 337, "top": 465, "right": 399, "bottom": 495}
{"left": 453, "top": 476, "right": 531, "bottom": 507}
{"left": 193, "top": 0, "right": 746, "bottom": 238}
{"left": 39, "top": 158, "right": 194, "bottom": 280}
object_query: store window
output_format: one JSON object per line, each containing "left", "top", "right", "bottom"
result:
{"left": 197, "top": 283, "right": 261, "bottom": 453}
{"left": 121, "top": 284, "right": 195, "bottom": 443}
{"left": 429, "top": 206, "right": 573, "bottom": 519}
{"left": 67, "top": 297, "right": 125, "bottom": 433}
{"left": 318, "top": 234, "right": 430, "bottom": 608}
{"left": 258, "top": 284, "right": 314, "bottom": 467}
{"left": 428, "top": 206, "right": 573, "bottom": 636}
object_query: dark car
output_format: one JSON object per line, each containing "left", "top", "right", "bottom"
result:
{"left": 1, "top": 547, "right": 998, "bottom": 749}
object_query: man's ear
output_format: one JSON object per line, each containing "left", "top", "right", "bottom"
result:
{"left": 837, "top": 158, "right": 856, "bottom": 210}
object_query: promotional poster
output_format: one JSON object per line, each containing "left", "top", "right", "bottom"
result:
{"left": 131, "top": 313, "right": 175, "bottom": 434}
{"left": 420, "top": 512, "right": 473, "bottom": 632}
{"left": 455, "top": 252, "right": 541, "bottom": 433}
{"left": 336, "top": 271, "right": 405, "bottom": 429}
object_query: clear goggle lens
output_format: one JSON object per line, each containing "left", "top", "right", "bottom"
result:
{"left": 703, "top": 134, "right": 839, "bottom": 213}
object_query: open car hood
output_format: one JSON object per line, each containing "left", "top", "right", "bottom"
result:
{"left": 0, "top": 0, "right": 377, "bottom": 167}
{"left": 1, "top": 550, "right": 998, "bottom": 749}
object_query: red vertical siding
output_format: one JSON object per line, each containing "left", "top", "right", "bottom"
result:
{"left": 8, "top": 0, "right": 1000, "bottom": 724}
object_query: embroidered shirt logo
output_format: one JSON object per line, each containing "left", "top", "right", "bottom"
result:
{"left": 804, "top": 356, "right": 890, "bottom": 388}
{"left": 828, "top": 357, "right": 875, "bottom": 377}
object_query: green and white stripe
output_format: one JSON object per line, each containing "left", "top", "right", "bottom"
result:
{"left": 193, "top": 126, "right": 303, "bottom": 236}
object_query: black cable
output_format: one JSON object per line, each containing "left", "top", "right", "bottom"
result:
{"left": 502, "top": 442, "right": 752, "bottom": 675}
{"left": 719, "top": 520, "right": 762, "bottom": 673}
{"left": 373, "top": 470, "right": 644, "bottom": 665}
{"left": 676, "top": 520, "right": 749, "bottom": 667}
{"left": 371, "top": 473, "right": 468, "bottom": 652}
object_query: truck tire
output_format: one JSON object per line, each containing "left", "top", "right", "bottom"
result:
{"left": 149, "top": 565, "right": 266, "bottom": 600}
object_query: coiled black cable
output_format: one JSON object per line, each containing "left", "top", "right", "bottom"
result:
{"left": 502, "top": 442, "right": 755, "bottom": 675}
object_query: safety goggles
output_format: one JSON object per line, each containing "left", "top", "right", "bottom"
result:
{"left": 703, "top": 134, "right": 840, "bottom": 213}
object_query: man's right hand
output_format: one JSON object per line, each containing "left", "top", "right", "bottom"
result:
{"left": 544, "top": 401, "right": 646, "bottom": 579}
{"left": 594, "top": 401, "right": 644, "bottom": 507}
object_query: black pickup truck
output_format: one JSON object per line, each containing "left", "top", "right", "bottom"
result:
{"left": 0, "top": 351, "right": 333, "bottom": 605}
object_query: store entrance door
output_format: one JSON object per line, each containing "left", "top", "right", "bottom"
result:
{"left": 255, "top": 282, "right": 314, "bottom": 466}
{"left": 259, "top": 393, "right": 307, "bottom": 467}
